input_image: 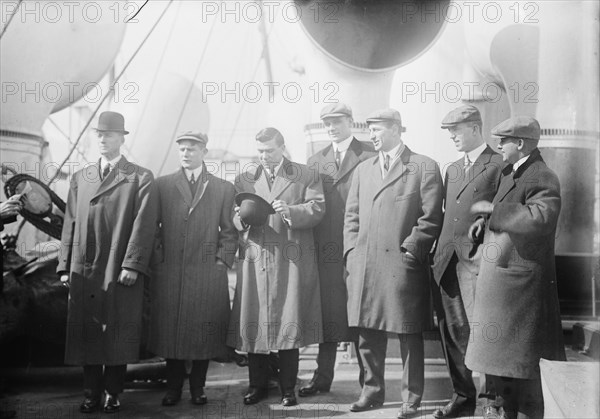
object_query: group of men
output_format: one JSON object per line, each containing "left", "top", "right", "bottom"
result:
{"left": 56, "top": 103, "right": 564, "bottom": 419}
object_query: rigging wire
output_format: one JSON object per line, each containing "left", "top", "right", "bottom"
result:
{"left": 47, "top": 117, "right": 89, "bottom": 162}
{"left": 127, "top": 0, "right": 183, "bottom": 156}
{"left": 155, "top": 13, "right": 218, "bottom": 176}
{"left": 45, "top": 0, "right": 175, "bottom": 187}
{"left": 0, "top": 0, "right": 23, "bottom": 39}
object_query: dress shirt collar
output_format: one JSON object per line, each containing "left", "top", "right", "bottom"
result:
{"left": 100, "top": 154, "right": 122, "bottom": 170}
{"left": 512, "top": 154, "right": 531, "bottom": 173}
{"left": 184, "top": 164, "right": 203, "bottom": 182}
{"left": 332, "top": 135, "right": 353, "bottom": 153}
{"left": 465, "top": 143, "right": 486, "bottom": 165}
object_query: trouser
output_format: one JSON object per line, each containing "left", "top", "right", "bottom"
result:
{"left": 248, "top": 349, "right": 298, "bottom": 393}
{"left": 432, "top": 256, "right": 480, "bottom": 401}
{"left": 83, "top": 364, "right": 127, "bottom": 398}
{"left": 357, "top": 328, "right": 424, "bottom": 405}
{"left": 165, "top": 359, "right": 209, "bottom": 394}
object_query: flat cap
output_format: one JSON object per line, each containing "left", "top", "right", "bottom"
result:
{"left": 175, "top": 131, "right": 208, "bottom": 145}
{"left": 366, "top": 108, "right": 402, "bottom": 124}
{"left": 491, "top": 116, "right": 540, "bottom": 141}
{"left": 235, "top": 192, "right": 275, "bottom": 227}
{"left": 320, "top": 103, "right": 353, "bottom": 119}
{"left": 441, "top": 105, "right": 481, "bottom": 129}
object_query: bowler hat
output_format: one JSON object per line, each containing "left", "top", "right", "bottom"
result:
{"left": 491, "top": 116, "right": 540, "bottom": 141}
{"left": 235, "top": 192, "right": 275, "bottom": 227}
{"left": 441, "top": 105, "right": 482, "bottom": 129}
{"left": 176, "top": 131, "right": 209, "bottom": 146}
{"left": 320, "top": 103, "right": 353, "bottom": 119}
{"left": 94, "top": 111, "right": 129, "bottom": 134}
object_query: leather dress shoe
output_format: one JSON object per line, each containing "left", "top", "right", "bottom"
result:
{"left": 396, "top": 402, "right": 419, "bottom": 419}
{"left": 79, "top": 396, "right": 101, "bottom": 413}
{"left": 349, "top": 396, "right": 383, "bottom": 412}
{"left": 161, "top": 391, "right": 181, "bottom": 406}
{"left": 103, "top": 393, "right": 120, "bottom": 414}
{"left": 432, "top": 399, "right": 476, "bottom": 418}
{"left": 299, "top": 379, "right": 331, "bottom": 397}
{"left": 191, "top": 388, "right": 208, "bottom": 405}
{"left": 243, "top": 387, "right": 268, "bottom": 405}
{"left": 281, "top": 392, "right": 298, "bottom": 406}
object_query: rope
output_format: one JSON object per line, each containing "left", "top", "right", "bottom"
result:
{"left": 45, "top": 0, "right": 175, "bottom": 187}
{"left": 0, "top": 0, "right": 23, "bottom": 39}
{"left": 156, "top": 13, "right": 218, "bottom": 176}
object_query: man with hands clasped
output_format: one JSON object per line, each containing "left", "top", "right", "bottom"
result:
{"left": 57, "top": 111, "right": 157, "bottom": 414}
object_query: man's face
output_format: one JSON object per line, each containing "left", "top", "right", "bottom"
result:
{"left": 497, "top": 137, "right": 522, "bottom": 164}
{"left": 97, "top": 131, "right": 124, "bottom": 160}
{"left": 178, "top": 140, "right": 206, "bottom": 170}
{"left": 323, "top": 116, "right": 353, "bottom": 143}
{"left": 447, "top": 123, "right": 480, "bottom": 152}
{"left": 256, "top": 138, "right": 285, "bottom": 170}
{"left": 369, "top": 121, "right": 399, "bottom": 152}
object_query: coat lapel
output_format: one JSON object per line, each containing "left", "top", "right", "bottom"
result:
{"left": 252, "top": 164, "right": 272, "bottom": 201}
{"left": 92, "top": 156, "right": 130, "bottom": 200}
{"left": 175, "top": 169, "right": 193, "bottom": 208}
{"left": 189, "top": 163, "right": 210, "bottom": 214}
{"left": 373, "top": 146, "right": 410, "bottom": 201}
{"left": 493, "top": 167, "right": 516, "bottom": 203}
{"left": 269, "top": 159, "right": 293, "bottom": 201}
{"left": 455, "top": 147, "right": 493, "bottom": 198}
{"left": 334, "top": 138, "right": 361, "bottom": 184}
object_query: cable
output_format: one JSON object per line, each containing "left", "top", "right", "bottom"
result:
{"left": 46, "top": 0, "right": 175, "bottom": 186}
{"left": 0, "top": 0, "right": 23, "bottom": 39}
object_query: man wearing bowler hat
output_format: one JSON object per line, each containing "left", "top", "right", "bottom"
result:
{"left": 344, "top": 108, "right": 443, "bottom": 418}
{"left": 227, "top": 127, "right": 325, "bottom": 407}
{"left": 301, "top": 103, "right": 375, "bottom": 396}
{"left": 148, "top": 131, "right": 237, "bottom": 407}
{"left": 431, "top": 105, "right": 504, "bottom": 418}
{"left": 465, "top": 116, "right": 565, "bottom": 419}
{"left": 58, "top": 111, "right": 157, "bottom": 413}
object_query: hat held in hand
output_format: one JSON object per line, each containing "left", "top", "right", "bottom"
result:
{"left": 235, "top": 192, "right": 275, "bottom": 227}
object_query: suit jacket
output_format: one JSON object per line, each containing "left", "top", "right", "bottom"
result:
{"left": 227, "top": 159, "right": 325, "bottom": 352}
{"left": 344, "top": 146, "right": 443, "bottom": 333}
{"left": 307, "top": 138, "right": 375, "bottom": 341}
{"left": 57, "top": 157, "right": 157, "bottom": 365}
{"left": 465, "top": 148, "right": 566, "bottom": 379}
{"left": 148, "top": 166, "right": 237, "bottom": 359}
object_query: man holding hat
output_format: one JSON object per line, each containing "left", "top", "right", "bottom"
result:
{"left": 57, "top": 111, "right": 157, "bottom": 413}
{"left": 344, "top": 108, "right": 443, "bottom": 418}
{"left": 466, "top": 116, "right": 565, "bottom": 419}
{"left": 148, "top": 131, "right": 237, "bottom": 407}
{"left": 431, "top": 105, "right": 504, "bottom": 418}
{"left": 301, "top": 103, "right": 375, "bottom": 397}
{"left": 227, "top": 127, "right": 325, "bottom": 407}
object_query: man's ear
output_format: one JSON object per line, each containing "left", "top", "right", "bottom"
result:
{"left": 517, "top": 139, "right": 525, "bottom": 150}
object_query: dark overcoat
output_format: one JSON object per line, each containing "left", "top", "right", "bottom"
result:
{"left": 148, "top": 167, "right": 237, "bottom": 359}
{"left": 227, "top": 159, "right": 325, "bottom": 352}
{"left": 306, "top": 139, "right": 375, "bottom": 342}
{"left": 344, "top": 147, "right": 443, "bottom": 334}
{"left": 465, "top": 149, "right": 566, "bottom": 379}
{"left": 432, "top": 147, "right": 504, "bottom": 315}
{"left": 57, "top": 157, "right": 157, "bottom": 365}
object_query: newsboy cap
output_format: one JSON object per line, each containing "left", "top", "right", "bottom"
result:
{"left": 441, "top": 105, "right": 482, "bottom": 129}
{"left": 320, "top": 103, "right": 353, "bottom": 119}
{"left": 94, "top": 111, "right": 129, "bottom": 134}
{"left": 366, "top": 108, "right": 406, "bottom": 132}
{"left": 491, "top": 116, "right": 540, "bottom": 141}
{"left": 235, "top": 192, "right": 275, "bottom": 227}
{"left": 175, "top": 131, "right": 209, "bottom": 146}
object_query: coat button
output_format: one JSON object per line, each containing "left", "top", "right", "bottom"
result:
{"left": 456, "top": 200, "right": 460, "bottom": 204}
{"left": 261, "top": 267, "right": 266, "bottom": 271}
{"left": 453, "top": 217, "right": 459, "bottom": 222}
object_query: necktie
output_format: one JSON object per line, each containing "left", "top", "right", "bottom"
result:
{"left": 464, "top": 155, "right": 472, "bottom": 173}
{"left": 190, "top": 173, "right": 196, "bottom": 185}
{"left": 334, "top": 149, "right": 341, "bottom": 169}
{"left": 383, "top": 154, "right": 390, "bottom": 173}
{"left": 269, "top": 170, "right": 276, "bottom": 183}
{"left": 101, "top": 164, "right": 110, "bottom": 180}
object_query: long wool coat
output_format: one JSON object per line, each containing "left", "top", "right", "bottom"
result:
{"left": 148, "top": 167, "right": 237, "bottom": 360}
{"left": 227, "top": 159, "right": 325, "bottom": 353}
{"left": 344, "top": 147, "right": 443, "bottom": 334}
{"left": 306, "top": 139, "right": 375, "bottom": 342}
{"left": 465, "top": 149, "right": 566, "bottom": 379}
{"left": 57, "top": 157, "right": 157, "bottom": 365}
